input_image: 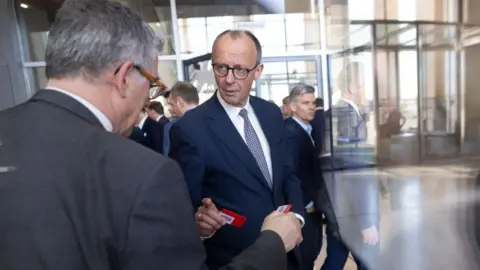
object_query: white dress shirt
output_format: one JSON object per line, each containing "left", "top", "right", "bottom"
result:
{"left": 217, "top": 92, "right": 305, "bottom": 227}
{"left": 45, "top": 87, "right": 113, "bottom": 132}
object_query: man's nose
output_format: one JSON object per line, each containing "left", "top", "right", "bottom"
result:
{"left": 225, "top": 70, "right": 235, "bottom": 84}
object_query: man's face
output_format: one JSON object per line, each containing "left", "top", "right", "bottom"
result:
{"left": 291, "top": 93, "right": 316, "bottom": 123}
{"left": 112, "top": 58, "right": 157, "bottom": 134}
{"left": 167, "top": 95, "right": 182, "bottom": 118}
{"left": 212, "top": 34, "right": 263, "bottom": 107}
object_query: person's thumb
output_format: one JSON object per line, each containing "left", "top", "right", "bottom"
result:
{"left": 202, "top": 198, "right": 217, "bottom": 211}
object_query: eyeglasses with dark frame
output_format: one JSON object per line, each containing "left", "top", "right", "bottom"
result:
{"left": 114, "top": 64, "right": 168, "bottom": 100}
{"left": 211, "top": 63, "right": 258, "bottom": 80}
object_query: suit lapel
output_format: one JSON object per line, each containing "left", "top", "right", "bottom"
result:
{"left": 31, "top": 90, "right": 104, "bottom": 129}
{"left": 290, "top": 118, "right": 315, "bottom": 146}
{"left": 205, "top": 94, "right": 270, "bottom": 190}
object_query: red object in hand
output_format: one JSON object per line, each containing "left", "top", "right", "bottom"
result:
{"left": 219, "top": 209, "right": 247, "bottom": 228}
{"left": 276, "top": 204, "right": 292, "bottom": 213}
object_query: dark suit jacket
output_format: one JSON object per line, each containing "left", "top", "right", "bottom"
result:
{"left": 142, "top": 116, "right": 167, "bottom": 154}
{"left": 284, "top": 118, "right": 338, "bottom": 233}
{"left": 129, "top": 126, "right": 150, "bottom": 148}
{"left": 158, "top": 115, "right": 170, "bottom": 125}
{"left": 169, "top": 93, "right": 304, "bottom": 269}
{"left": 310, "top": 109, "right": 325, "bottom": 155}
{"left": 0, "top": 90, "right": 288, "bottom": 270}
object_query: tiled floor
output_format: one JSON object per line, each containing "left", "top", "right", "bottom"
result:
{"left": 313, "top": 159, "right": 480, "bottom": 269}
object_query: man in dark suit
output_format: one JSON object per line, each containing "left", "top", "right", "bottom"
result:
{"left": 282, "top": 96, "right": 292, "bottom": 119}
{"left": 131, "top": 101, "right": 169, "bottom": 153}
{"left": 311, "top": 97, "right": 326, "bottom": 155}
{"left": 163, "top": 81, "right": 199, "bottom": 155}
{"left": 169, "top": 30, "right": 305, "bottom": 270}
{"left": 284, "top": 84, "right": 339, "bottom": 270}
{"left": 0, "top": 1, "right": 302, "bottom": 269}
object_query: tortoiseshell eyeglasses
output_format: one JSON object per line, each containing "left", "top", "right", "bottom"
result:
{"left": 114, "top": 64, "right": 168, "bottom": 100}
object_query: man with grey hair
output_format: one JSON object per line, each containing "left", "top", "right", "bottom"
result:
{"left": 0, "top": 1, "right": 302, "bottom": 270}
{"left": 284, "top": 83, "right": 339, "bottom": 270}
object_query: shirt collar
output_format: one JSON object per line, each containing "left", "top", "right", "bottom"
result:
{"left": 292, "top": 116, "right": 312, "bottom": 135}
{"left": 45, "top": 87, "right": 113, "bottom": 132}
{"left": 217, "top": 91, "right": 253, "bottom": 118}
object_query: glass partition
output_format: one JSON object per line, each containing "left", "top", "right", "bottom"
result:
{"left": 325, "top": 21, "right": 471, "bottom": 167}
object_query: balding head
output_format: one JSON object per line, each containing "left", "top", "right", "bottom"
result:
{"left": 212, "top": 30, "right": 262, "bottom": 65}
{"left": 211, "top": 30, "right": 264, "bottom": 107}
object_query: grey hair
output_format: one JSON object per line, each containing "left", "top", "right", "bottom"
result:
{"left": 45, "top": 0, "right": 163, "bottom": 81}
{"left": 289, "top": 83, "right": 315, "bottom": 102}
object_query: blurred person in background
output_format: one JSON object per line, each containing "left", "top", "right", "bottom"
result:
{"left": 311, "top": 97, "right": 326, "bottom": 155}
{"left": 282, "top": 96, "right": 292, "bottom": 118}
{"left": 162, "top": 81, "right": 199, "bottom": 155}
{"left": 130, "top": 101, "right": 169, "bottom": 152}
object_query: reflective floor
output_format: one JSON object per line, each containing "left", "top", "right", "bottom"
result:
{"left": 314, "top": 157, "right": 480, "bottom": 270}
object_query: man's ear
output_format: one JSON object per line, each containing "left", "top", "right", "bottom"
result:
{"left": 113, "top": 61, "right": 134, "bottom": 98}
{"left": 289, "top": 102, "right": 296, "bottom": 113}
{"left": 253, "top": 64, "right": 264, "bottom": 80}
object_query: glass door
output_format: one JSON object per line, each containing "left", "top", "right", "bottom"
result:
{"left": 256, "top": 55, "right": 323, "bottom": 103}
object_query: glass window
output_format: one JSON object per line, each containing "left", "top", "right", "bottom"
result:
{"left": 18, "top": 0, "right": 175, "bottom": 62}
{"left": 205, "top": 16, "right": 236, "bottom": 50}
{"left": 177, "top": 0, "right": 321, "bottom": 55}
{"left": 158, "top": 60, "right": 178, "bottom": 89}
{"left": 178, "top": 18, "right": 209, "bottom": 54}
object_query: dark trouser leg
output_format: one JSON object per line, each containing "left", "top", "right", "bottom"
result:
{"left": 299, "top": 212, "right": 323, "bottom": 270}
{"left": 321, "top": 229, "right": 350, "bottom": 270}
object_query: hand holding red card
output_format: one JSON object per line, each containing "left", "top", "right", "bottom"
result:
{"left": 219, "top": 209, "right": 247, "bottom": 228}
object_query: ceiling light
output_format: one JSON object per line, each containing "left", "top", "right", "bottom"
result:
{"left": 20, "top": 3, "right": 29, "bottom": 8}
{"left": 156, "top": 23, "right": 160, "bottom": 27}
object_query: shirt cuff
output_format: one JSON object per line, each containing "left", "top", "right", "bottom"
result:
{"left": 200, "top": 232, "right": 214, "bottom": 240}
{"left": 293, "top": 213, "right": 305, "bottom": 228}
{"left": 305, "top": 201, "right": 314, "bottom": 209}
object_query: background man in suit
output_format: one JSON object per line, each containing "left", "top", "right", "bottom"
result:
{"left": 129, "top": 101, "right": 168, "bottom": 151}
{"left": 0, "top": 1, "right": 302, "bottom": 269}
{"left": 282, "top": 96, "right": 292, "bottom": 118}
{"left": 144, "top": 101, "right": 169, "bottom": 125}
{"left": 163, "top": 81, "right": 199, "bottom": 155}
{"left": 284, "top": 84, "right": 339, "bottom": 270}
{"left": 311, "top": 97, "right": 326, "bottom": 155}
{"left": 169, "top": 29, "right": 305, "bottom": 270}
{"left": 330, "top": 61, "right": 368, "bottom": 143}
{"left": 138, "top": 101, "right": 169, "bottom": 153}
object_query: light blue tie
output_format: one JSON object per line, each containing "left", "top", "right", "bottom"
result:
{"left": 239, "top": 109, "right": 273, "bottom": 188}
